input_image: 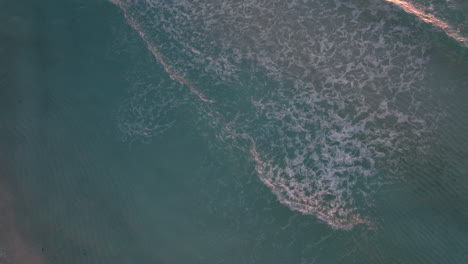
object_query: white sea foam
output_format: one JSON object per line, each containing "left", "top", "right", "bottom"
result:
{"left": 384, "top": 0, "right": 468, "bottom": 47}
{"left": 114, "top": 0, "right": 443, "bottom": 229}
{"left": 111, "top": 0, "right": 214, "bottom": 103}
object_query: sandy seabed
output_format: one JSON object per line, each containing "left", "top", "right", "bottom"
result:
{"left": 0, "top": 184, "right": 44, "bottom": 264}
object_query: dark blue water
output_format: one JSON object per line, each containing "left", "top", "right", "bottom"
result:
{"left": 1, "top": 0, "right": 467, "bottom": 263}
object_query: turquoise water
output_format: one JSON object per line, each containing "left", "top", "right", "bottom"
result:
{"left": 0, "top": 0, "right": 467, "bottom": 263}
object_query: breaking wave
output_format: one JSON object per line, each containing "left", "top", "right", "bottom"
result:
{"left": 384, "top": 0, "right": 468, "bottom": 47}
{"left": 112, "top": 0, "right": 445, "bottom": 229}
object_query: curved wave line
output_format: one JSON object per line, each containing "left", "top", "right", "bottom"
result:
{"left": 111, "top": 0, "right": 374, "bottom": 230}
{"left": 111, "top": 0, "right": 214, "bottom": 103}
{"left": 384, "top": 0, "right": 468, "bottom": 47}
{"left": 249, "top": 143, "right": 371, "bottom": 230}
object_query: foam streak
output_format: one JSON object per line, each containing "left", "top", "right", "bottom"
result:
{"left": 384, "top": 0, "right": 467, "bottom": 47}
{"left": 111, "top": 0, "right": 214, "bottom": 103}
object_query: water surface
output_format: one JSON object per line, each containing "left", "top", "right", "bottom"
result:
{"left": 1, "top": 0, "right": 467, "bottom": 263}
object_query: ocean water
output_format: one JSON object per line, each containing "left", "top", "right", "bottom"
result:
{"left": 0, "top": 0, "right": 467, "bottom": 263}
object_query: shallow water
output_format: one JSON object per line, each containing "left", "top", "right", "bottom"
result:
{"left": 1, "top": 0, "right": 467, "bottom": 263}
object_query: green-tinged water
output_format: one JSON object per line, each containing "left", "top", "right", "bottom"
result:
{"left": 0, "top": 0, "right": 467, "bottom": 263}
